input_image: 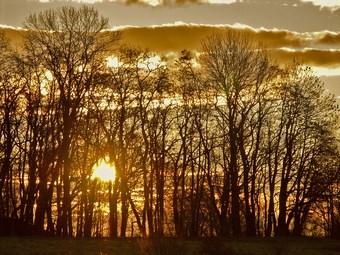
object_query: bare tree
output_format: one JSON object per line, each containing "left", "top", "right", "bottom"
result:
{"left": 0, "top": 34, "right": 26, "bottom": 219}
{"left": 271, "top": 66, "right": 340, "bottom": 236}
{"left": 1, "top": 14, "right": 340, "bottom": 237}
{"left": 200, "top": 31, "right": 277, "bottom": 236}
{"left": 22, "top": 5, "right": 120, "bottom": 236}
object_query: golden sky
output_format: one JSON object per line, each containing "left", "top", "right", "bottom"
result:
{"left": 1, "top": 0, "right": 339, "bottom": 99}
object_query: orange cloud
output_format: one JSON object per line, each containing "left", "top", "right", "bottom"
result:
{"left": 272, "top": 49, "right": 340, "bottom": 68}
{"left": 2, "top": 24, "right": 340, "bottom": 68}
{"left": 0, "top": 27, "right": 24, "bottom": 48}
{"left": 120, "top": 24, "right": 313, "bottom": 52}
{"left": 317, "top": 33, "right": 340, "bottom": 45}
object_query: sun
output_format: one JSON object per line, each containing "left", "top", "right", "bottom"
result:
{"left": 91, "top": 159, "right": 116, "bottom": 182}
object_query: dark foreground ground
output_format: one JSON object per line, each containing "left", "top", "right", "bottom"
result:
{"left": 0, "top": 236, "right": 340, "bottom": 255}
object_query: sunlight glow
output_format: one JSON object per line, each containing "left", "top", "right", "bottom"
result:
{"left": 311, "top": 66, "right": 340, "bottom": 76}
{"left": 147, "top": 0, "right": 160, "bottom": 6}
{"left": 138, "top": 55, "right": 164, "bottom": 69}
{"left": 106, "top": 56, "right": 120, "bottom": 68}
{"left": 301, "top": 0, "right": 340, "bottom": 8}
{"left": 91, "top": 159, "right": 116, "bottom": 182}
{"left": 40, "top": 70, "right": 53, "bottom": 96}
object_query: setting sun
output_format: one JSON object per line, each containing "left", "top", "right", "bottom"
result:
{"left": 91, "top": 159, "right": 116, "bottom": 182}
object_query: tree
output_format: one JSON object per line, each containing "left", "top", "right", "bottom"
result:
{"left": 0, "top": 33, "right": 26, "bottom": 219}
{"left": 95, "top": 46, "right": 171, "bottom": 237}
{"left": 272, "top": 65, "right": 340, "bottom": 236}
{"left": 1, "top": 13, "right": 340, "bottom": 237}
{"left": 200, "top": 31, "right": 277, "bottom": 236}
{"left": 22, "top": 5, "right": 121, "bottom": 236}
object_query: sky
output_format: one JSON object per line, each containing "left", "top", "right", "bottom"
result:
{"left": 0, "top": 0, "right": 340, "bottom": 100}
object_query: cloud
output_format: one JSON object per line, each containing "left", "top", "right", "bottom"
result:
{"left": 1, "top": 21, "right": 339, "bottom": 99}
{"left": 272, "top": 48, "right": 340, "bottom": 68}
{"left": 255, "top": 30, "right": 309, "bottom": 48}
{"left": 87, "top": 2, "right": 340, "bottom": 32}
{"left": 0, "top": 26, "right": 24, "bottom": 48}
{"left": 317, "top": 32, "right": 340, "bottom": 45}
{"left": 2, "top": 22, "right": 340, "bottom": 68}
{"left": 300, "top": 0, "right": 340, "bottom": 8}
{"left": 1, "top": 0, "right": 340, "bottom": 32}
{"left": 120, "top": 24, "right": 340, "bottom": 68}
{"left": 120, "top": 23, "right": 340, "bottom": 51}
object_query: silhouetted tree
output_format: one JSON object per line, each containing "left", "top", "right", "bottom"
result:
{"left": 0, "top": 34, "right": 26, "bottom": 219}
{"left": 22, "top": 5, "right": 120, "bottom": 236}
{"left": 200, "top": 31, "right": 277, "bottom": 236}
{"left": 273, "top": 66, "right": 340, "bottom": 236}
{"left": 1, "top": 14, "right": 339, "bottom": 238}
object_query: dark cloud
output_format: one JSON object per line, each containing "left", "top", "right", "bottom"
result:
{"left": 120, "top": 25, "right": 331, "bottom": 51}
{"left": 121, "top": 25, "right": 216, "bottom": 52}
{"left": 272, "top": 49, "right": 340, "bottom": 67}
{"left": 0, "top": 27, "right": 24, "bottom": 48}
{"left": 121, "top": 25, "right": 340, "bottom": 68}
{"left": 3, "top": 24, "right": 340, "bottom": 67}
{"left": 255, "top": 30, "right": 309, "bottom": 48}
{"left": 318, "top": 33, "right": 340, "bottom": 45}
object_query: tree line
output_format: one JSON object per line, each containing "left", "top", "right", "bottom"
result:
{"left": 0, "top": 5, "right": 339, "bottom": 238}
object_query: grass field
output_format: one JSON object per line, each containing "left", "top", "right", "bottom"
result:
{"left": 0, "top": 236, "right": 340, "bottom": 255}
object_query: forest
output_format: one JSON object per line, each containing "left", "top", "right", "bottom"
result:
{"left": 0, "top": 5, "right": 339, "bottom": 238}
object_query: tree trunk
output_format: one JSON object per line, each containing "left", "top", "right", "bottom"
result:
{"left": 230, "top": 123, "right": 241, "bottom": 236}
